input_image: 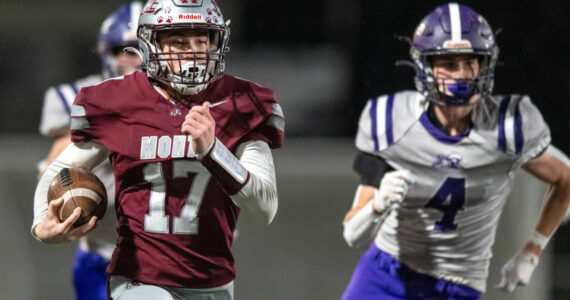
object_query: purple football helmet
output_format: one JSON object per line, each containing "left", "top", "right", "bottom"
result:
{"left": 410, "top": 3, "right": 499, "bottom": 106}
{"left": 97, "top": 2, "right": 143, "bottom": 78}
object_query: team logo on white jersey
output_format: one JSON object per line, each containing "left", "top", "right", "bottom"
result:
{"left": 432, "top": 153, "right": 462, "bottom": 169}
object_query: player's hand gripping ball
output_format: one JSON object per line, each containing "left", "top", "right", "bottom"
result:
{"left": 48, "top": 168, "right": 107, "bottom": 227}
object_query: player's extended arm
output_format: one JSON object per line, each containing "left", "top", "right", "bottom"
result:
{"left": 32, "top": 142, "right": 110, "bottom": 243}
{"left": 497, "top": 151, "right": 570, "bottom": 292}
{"left": 343, "top": 170, "right": 413, "bottom": 248}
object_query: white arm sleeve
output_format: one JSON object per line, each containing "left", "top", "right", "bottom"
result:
{"left": 230, "top": 140, "right": 278, "bottom": 224}
{"left": 343, "top": 185, "right": 385, "bottom": 248}
{"left": 32, "top": 142, "right": 111, "bottom": 238}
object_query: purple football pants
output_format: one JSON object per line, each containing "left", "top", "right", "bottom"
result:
{"left": 342, "top": 243, "right": 481, "bottom": 300}
{"left": 73, "top": 247, "right": 109, "bottom": 300}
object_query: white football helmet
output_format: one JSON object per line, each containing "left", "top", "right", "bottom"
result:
{"left": 138, "top": 0, "right": 230, "bottom": 95}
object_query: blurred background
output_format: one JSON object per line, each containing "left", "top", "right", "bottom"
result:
{"left": 1, "top": 0, "right": 569, "bottom": 299}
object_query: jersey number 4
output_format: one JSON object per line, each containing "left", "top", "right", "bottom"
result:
{"left": 143, "top": 161, "right": 211, "bottom": 235}
{"left": 425, "top": 177, "right": 465, "bottom": 231}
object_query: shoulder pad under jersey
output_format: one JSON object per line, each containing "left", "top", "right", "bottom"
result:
{"left": 494, "top": 94, "right": 551, "bottom": 157}
{"left": 223, "top": 76, "right": 285, "bottom": 149}
{"left": 70, "top": 74, "right": 141, "bottom": 146}
{"left": 355, "top": 90, "right": 424, "bottom": 154}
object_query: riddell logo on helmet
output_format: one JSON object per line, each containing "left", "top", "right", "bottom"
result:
{"left": 443, "top": 40, "right": 473, "bottom": 49}
{"left": 179, "top": 14, "right": 203, "bottom": 21}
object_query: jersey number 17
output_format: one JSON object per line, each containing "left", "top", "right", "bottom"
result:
{"left": 143, "top": 161, "right": 211, "bottom": 235}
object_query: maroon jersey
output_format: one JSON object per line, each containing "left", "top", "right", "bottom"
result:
{"left": 70, "top": 72, "right": 284, "bottom": 288}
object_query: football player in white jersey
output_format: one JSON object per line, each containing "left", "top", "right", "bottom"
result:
{"left": 341, "top": 3, "right": 570, "bottom": 299}
{"left": 37, "top": 3, "right": 143, "bottom": 300}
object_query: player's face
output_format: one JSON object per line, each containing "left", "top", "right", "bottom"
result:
{"left": 432, "top": 54, "right": 479, "bottom": 79}
{"left": 431, "top": 54, "right": 479, "bottom": 97}
{"left": 158, "top": 30, "right": 211, "bottom": 75}
{"left": 114, "top": 47, "right": 143, "bottom": 76}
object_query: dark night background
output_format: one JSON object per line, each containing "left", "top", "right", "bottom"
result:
{"left": 2, "top": 0, "right": 568, "bottom": 144}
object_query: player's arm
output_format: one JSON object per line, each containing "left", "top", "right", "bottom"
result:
{"left": 497, "top": 150, "right": 570, "bottom": 292}
{"left": 543, "top": 146, "right": 570, "bottom": 223}
{"left": 522, "top": 151, "right": 570, "bottom": 254}
{"left": 343, "top": 184, "right": 385, "bottom": 248}
{"left": 343, "top": 152, "right": 413, "bottom": 248}
{"left": 228, "top": 140, "right": 277, "bottom": 223}
{"left": 182, "top": 102, "right": 278, "bottom": 224}
{"left": 45, "top": 135, "right": 72, "bottom": 165}
{"left": 38, "top": 134, "right": 72, "bottom": 178}
{"left": 32, "top": 141, "right": 110, "bottom": 243}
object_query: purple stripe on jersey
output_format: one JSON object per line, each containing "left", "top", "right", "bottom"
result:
{"left": 71, "top": 83, "right": 79, "bottom": 95}
{"left": 386, "top": 94, "right": 395, "bottom": 146}
{"left": 55, "top": 87, "right": 72, "bottom": 116}
{"left": 419, "top": 112, "right": 470, "bottom": 144}
{"left": 370, "top": 98, "right": 379, "bottom": 152}
{"left": 498, "top": 95, "right": 511, "bottom": 152}
{"left": 514, "top": 96, "right": 524, "bottom": 154}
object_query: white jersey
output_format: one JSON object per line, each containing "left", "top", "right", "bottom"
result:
{"left": 355, "top": 90, "right": 550, "bottom": 290}
{"left": 40, "top": 74, "right": 103, "bottom": 138}
{"left": 40, "top": 74, "right": 116, "bottom": 259}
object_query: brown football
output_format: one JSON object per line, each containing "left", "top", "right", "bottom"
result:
{"left": 48, "top": 167, "right": 107, "bottom": 227}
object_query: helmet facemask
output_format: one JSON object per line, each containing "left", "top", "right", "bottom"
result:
{"left": 411, "top": 47, "right": 499, "bottom": 107}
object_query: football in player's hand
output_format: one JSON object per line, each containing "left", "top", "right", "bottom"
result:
{"left": 48, "top": 167, "right": 107, "bottom": 227}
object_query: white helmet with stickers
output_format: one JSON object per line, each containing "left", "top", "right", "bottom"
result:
{"left": 138, "top": 0, "right": 230, "bottom": 95}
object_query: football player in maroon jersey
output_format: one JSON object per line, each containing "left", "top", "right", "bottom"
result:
{"left": 32, "top": 1, "right": 284, "bottom": 299}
